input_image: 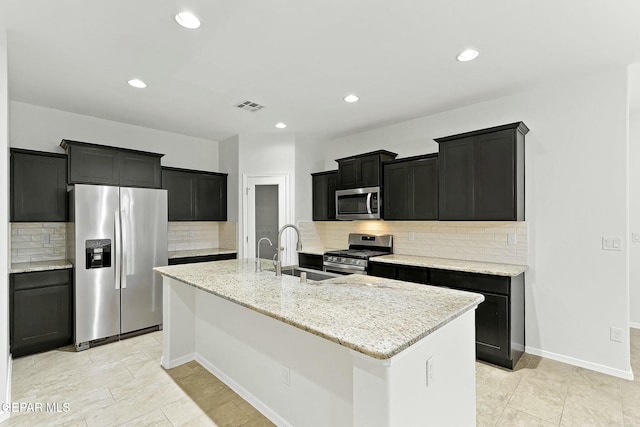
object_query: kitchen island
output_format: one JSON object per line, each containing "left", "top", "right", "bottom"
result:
{"left": 155, "top": 259, "right": 484, "bottom": 427}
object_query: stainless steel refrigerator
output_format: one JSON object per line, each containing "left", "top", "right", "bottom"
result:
{"left": 68, "top": 184, "right": 168, "bottom": 350}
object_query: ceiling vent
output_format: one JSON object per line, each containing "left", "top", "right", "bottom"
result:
{"left": 234, "top": 100, "right": 265, "bottom": 112}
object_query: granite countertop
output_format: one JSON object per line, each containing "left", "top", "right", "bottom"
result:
{"left": 10, "top": 259, "right": 73, "bottom": 274}
{"left": 155, "top": 259, "right": 484, "bottom": 360}
{"left": 168, "top": 248, "right": 237, "bottom": 259}
{"left": 373, "top": 254, "right": 527, "bottom": 277}
{"left": 297, "top": 247, "right": 333, "bottom": 256}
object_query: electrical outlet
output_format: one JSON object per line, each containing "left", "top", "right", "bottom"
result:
{"left": 507, "top": 233, "right": 517, "bottom": 246}
{"left": 281, "top": 366, "right": 291, "bottom": 386}
{"left": 602, "top": 236, "right": 623, "bottom": 251}
{"left": 425, "top": 356, "right": 435, "bottom": 387}
{"left": 610, "top": 327, "right": 623, "bottom": 343}
{"left": 632, "top": 233, "right": 640, "bottom": 243}
{"left": 408, "top": 232, "right": 416, "bottom": 241}
{"left": 41, "top": 233, "right": 50, "bottom": 244}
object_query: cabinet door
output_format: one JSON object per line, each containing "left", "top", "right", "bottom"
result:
{"left": 383, "top": 162, "right": 409, "bottom": 220}
{"left": 337, "top": 158, "right": 358, "bottom": 190}
{"left": 358, "top": 155, "right": 380, "bottom": 187}
{"left": 196, "top": 174, "right": 227, "bottom": 221}
{"left": 438, "top": 137, "right": 474, "bottom": 220}
{"left": 410, "top": 157, "right": 438, "bottom": 220}
{"left": 162, "top": 169, "right": 195, "bottom": 221}
{"left": 396, "top": 265, "right": 428, "bottom": 284}
{"left": 298, "top": 253, "right": 324, "bottom": 270}
{"left": 475, "top": 292, "right": 510, "bottom": 362}
{"left": 312, "top": 172, "right": 337, "bottom": 221}
{"left": 368, "top": 262, "right": 396, "bottom": 279}
{"left": 119, "top": 151, "right": 161, "bottom": 188}
{"left": 68, "top": 144, "right": 120, "bottom": 185}
{"left": 474, "top": 130, "right": 516, "bottom": 220}
{"left": 11, "top": 151, "right": 67, "bottom": 222}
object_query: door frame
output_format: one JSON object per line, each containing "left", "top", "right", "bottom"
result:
{"left": 241, "top": 173, "right": 292, "bottom": 264}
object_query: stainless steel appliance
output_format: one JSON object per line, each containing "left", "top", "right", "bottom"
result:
{"left": 335, "top": 186, "right": 381, "bottom": 220}
{"left": 68, "top": 184, "right": 168, "bottom": 350}
{"left": 323, "top": 233, "right": 393, "bottom": 275}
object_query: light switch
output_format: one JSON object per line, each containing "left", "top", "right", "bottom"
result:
{"left": 632, "top": 233, "right": 640, "bottom": 243}
{"left": 602, "top": 236, "right": 623, "bottom": 251}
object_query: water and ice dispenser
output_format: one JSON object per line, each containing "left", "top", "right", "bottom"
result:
{"left": 85, "top": 239, "right": 111, "bottom": 269}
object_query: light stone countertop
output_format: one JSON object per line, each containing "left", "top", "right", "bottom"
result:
{"left": 297, "top": 247, "right": 336, "bottom": 256}
{"left": 372, "top": 254, "right": 528, "bottom": 277}
{"left": 155, "top": 259, "right": 484, "bottom": 360}
{"left": 168, "top": 248, "right": 237, "bottom": 259}
{"left": 10, "top": 259, "right": 73, "bottom": 274}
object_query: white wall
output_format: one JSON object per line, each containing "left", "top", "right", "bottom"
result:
{"left": 0, "top": 27, "right": 11, "bottom": 423}
{"left": 630, "top": 113, "right": 640, "bottom": 328}
{"left": 9, "top": 101, "right": 219, "bottom": 171}
{"left": 295, "top": 134, "right": 331, "bottom": 222}
{"left": 298, "top": 68, "right": 632, "bottom": 377}
{"left": 219, "top": 135, "right": 240, "bottom": 221}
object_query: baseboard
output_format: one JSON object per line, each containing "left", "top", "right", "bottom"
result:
{"left": 195, "top": 353, "right": 291, "bottom": 427}
{"left": 161, "top": 352, "right": 195, "bottom": 369}
{"left": 526, "top": 346, "right": 634, "bottom": 380}
{"left": 630, "top": 322, "right": 640, "bottom": 330}
{"left": 0, "top": 357, "right": 12, "bottom": 423}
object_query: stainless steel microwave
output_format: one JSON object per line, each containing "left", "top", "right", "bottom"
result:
{"left": 335, "top": 186, "right": 381, "bottom": 220}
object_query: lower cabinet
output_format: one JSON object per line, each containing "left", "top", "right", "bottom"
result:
{"left": 10, "top": 269, "right": 73, "bottom": 358}
{"left": 298, "top": 253, "right": 324, "bottom": 270}
{"left": 168, "top": 253, "right": 237, "bottom": 265}
{"left": 368, "top": 261, "right": 524, "bottom": 369}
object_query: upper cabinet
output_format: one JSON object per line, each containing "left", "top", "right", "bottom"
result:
{"left": 60, "top": 140, "right": 163, "bottom": 188}
{"left": 436, "top": 122, "right": 529, "bottom": 221}
{"left": 311, "top": 170, "right": 338, "bottom": 221}
{"left": 162, "top": 167, "right": 227, "bottom": 221}
{"left": 10, "top": 149, "right": 68, "bottom": 222}
{"left": 383, "top": 154, "right": 438, "bottom": 220}
{"left": 335, "top": 150, "right": 397, "bottom": 190}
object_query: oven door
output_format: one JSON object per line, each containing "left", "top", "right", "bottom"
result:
{"left": 335, "top": 186, "right": 380, "bottom": 220}
{"left": 323, "top": 261, "right": 368, "bottom": 275}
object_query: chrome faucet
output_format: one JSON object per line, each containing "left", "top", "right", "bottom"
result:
{"left": 256, "top": 237, "right": 273, "bottom": 272}
{"left": 274, "top": 224, "right": 302, "bottom": 276}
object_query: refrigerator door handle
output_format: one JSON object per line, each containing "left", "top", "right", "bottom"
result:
{"left": 121, "top": 210, "right": 127, "bottom": 289}
{"left": 114, "top": 210, "right": 121, "bottom": 290}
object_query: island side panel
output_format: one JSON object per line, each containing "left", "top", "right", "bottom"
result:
{"left": 162, "top": 277, "right": 197, "bottom": 368}
{"left": 351, "top": 309, "right": 477, "bottom": 427}
{"left": 194, "top": 286, "right": 353, "bottom": 427}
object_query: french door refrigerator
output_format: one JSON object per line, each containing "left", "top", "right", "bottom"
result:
{"left": 69, "top": 184, "right": 168, "bottom": 350}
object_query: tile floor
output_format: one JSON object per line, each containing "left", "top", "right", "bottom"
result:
{"left": 2, "top": 329, "right": 639, "bottom": 426}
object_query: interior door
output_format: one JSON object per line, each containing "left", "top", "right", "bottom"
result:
{"left": 119, "top": 187, "right": 168, "bottom": 334}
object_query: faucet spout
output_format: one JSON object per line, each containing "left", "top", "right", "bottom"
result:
{"left": 256, "top": 237, "right": 273, "bottom": 272}
{"left": 275, "top": 224, "right": 302, "bottom": 276}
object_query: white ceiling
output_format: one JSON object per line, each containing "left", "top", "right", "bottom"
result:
{"left": 2, "top": 0, "right": 640, "bottom": 141}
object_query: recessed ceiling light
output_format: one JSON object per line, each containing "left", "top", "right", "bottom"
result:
{"left": 344, "top": 94, "right": 359, "bottom": 103}
{"left": 175, "top": 12, "right": 201, "bottom": 29}
{"left": 127, "top": 79, "right": 147, "bottom": 89}
{"left": 275, "top": 122, "right": 287, "bottom": 129}
{"left": 457, "top": 49, "right": 479, "bottom": 62}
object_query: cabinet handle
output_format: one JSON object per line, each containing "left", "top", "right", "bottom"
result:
{"left": 114, "top": 211, "right": 121, "bottom": 290}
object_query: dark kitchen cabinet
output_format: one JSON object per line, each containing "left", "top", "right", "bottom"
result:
{"left": 168, "top": 253, "right": 237, "bottom": 265}
{"left": 298, "top": 253, "right": 324, "bottom": 270}
{"left": 436, "top": 122, "right": 528, "bottom": 221}
{"left": 162, "top": 167, "right": 227, "bottom": 221}
{"left": 367, "top": 261, "right": 524, "bottom": 369}
{"left": 312, "top": 170, "right": 338, "bottom": 221}
{"left": 335, "top": 150, "right": 397, "bottom": 190}
{"left": 10, "top": 149, "right": 68, "bottom": 222}
{"left": 61, "top": 139, "right": 163, "bottom": 188}
{"left": 383, "top": 154, "right": 438, "bottom": 220}
{"left": 10, "top": 269, "right": 73, "bottom": 357}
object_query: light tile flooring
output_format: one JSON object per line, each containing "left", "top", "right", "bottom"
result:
{"left": 2, "top": 329, "right": 639, "bottom": 426}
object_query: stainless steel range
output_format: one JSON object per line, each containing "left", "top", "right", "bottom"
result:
{"left": 323, "top": 233, "right": 393, "bottom": 275}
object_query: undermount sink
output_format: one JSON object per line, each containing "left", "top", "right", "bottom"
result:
{"left": 280, "top": 267, "right": 342, "bottom": 282}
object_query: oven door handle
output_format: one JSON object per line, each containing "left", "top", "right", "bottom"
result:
{"left": 366, "top": 193, "right": 372, "bottom": 215}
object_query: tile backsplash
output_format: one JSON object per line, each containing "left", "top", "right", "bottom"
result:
{"left": 168, "top": 222, "right": 219, "bottom": 251}
{"left": 298, "top": 220, "right": 529, "bottom": 265}
{"left": 218, "top": 221, "right": 238, "bottom": 250}
{"left": 11, "top": 223, "right": 67, "bottom": 264}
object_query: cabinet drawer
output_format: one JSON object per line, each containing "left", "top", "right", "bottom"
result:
{"left": 168, "top": 253, "right": 237, "bottom": 265}
{"left": 429, "top": 269, "right": 510, "bottom": 295}
{"left": 368, "top": 262, "right": 396, "bottom": 279}
{"left": 396, "top": 265, "right": 428, "bottom": 284}
{"left": 11, "top": 269, "right": 72, "bottom": 291}
{"left": 299, "top": 253, "right": 323, "bottom": 271}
